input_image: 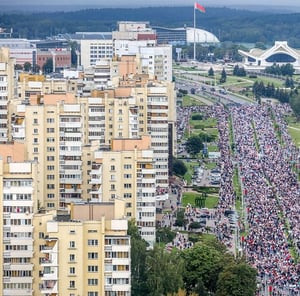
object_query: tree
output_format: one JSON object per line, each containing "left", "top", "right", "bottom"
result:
{"left": 185, "top": 135, "right": 204, "bottom": 156}
{"left": 181, "top": 243, "right": 224, "bottom": 294}
{"left": 14, "top": 64, "right": 23, "bottom": 70}
{"left": 174, "top": 209, "right": 188, "bottom": 227}
{"left": 146, "top": 246, "right": 184, "bottom": 296}
{"left": 290, "top": 94, "right": 300, "bottom": 121}
{"left": 156, "top": 227, "right": 176, "bottom": 244}
{"left": 128, "top": 220, "right": 149, "bottom": 296}
{"left": 23, "top": 62, "right": 32, "bottom": 72}
{"left": 43, "top": 58, "right": 53, "bottom": 74}
{"left": 216, "top": 263, "right": 257, "bottom": 296}
{"left": 173, "top": 158, "right": 188, "bottom": 177}
{"left": 285, "top": 77, "right": 294, "bottom": 89}
{"left": 219, "top": 68, "right": 227, "bottom": 83}
{"left": 208, "top": 67, "right": 214, "bottom": 77}
{"left": 254, "top": 41, "right": 267, "bottom": 50}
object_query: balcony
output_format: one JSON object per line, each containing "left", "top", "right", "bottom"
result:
{"left": 40, "top": 281, "right": 58, "bottom": 294}
{"left": 3, "top": 289, "right": 32, "bottom": 296}
{"left": 41, "top": 270, "right": 58, "bottom": 281}
{"left": 40, "top": 258, "right": 54, "bottom": 266}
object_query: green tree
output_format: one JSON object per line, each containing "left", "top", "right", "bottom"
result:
{"left": 173, "top": 158, "right": 188, "bottom": 176}
{"left": 181, "top": 243, "right": 224, "bottom": 294}
{"left": 290, "top": 94, "right": 300, "bottom": 121}
{"left": 208, "top": 67, "right": 214, "bottom": 77}
{"left": 68, "top": 41, "right": 79, "bottom": 67}
{"left": 43, "top": 58, "right": 53, "bottom": 74}
{"left": 14, "top": 64, "right": 23, "bottom": 70}
{"left": 156, "top": 227, "right": 176, "bottom": 244}
{"left": 146, "top": 246, "right": 184, "bottom": 296}
{"left": 185, "top": 135, "right": 204, "bottom": 156}
{"left": 128, "top": 220, "right": 149, "bottom": 296}
{"left": 254, "top": 41, "right": 267, "bottom": 49}
{"left": 174, "top": 209, "right": 188, "bottom": 227}
{"left": 219, "top": 68, "right": 227, "bottom": 83}
{"left": 216, "top": 263, "right": 257, "bottom": 296}
{"left": 23, "top": 62, "right": 32, "bottom": 72}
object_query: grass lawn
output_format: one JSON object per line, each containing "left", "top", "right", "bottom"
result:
{"left": 183, "top": 160, "right": 200, "bottom": 185}
{"left": 190, "top": 117, "right": 217, "bottom": 129}
{"left": 286, "top": 116, "right": 300, "bottom": 147}
{"left": 208, "top": 145, "right": 219, "bottom": 152}
{"left": 204, "top": 161, "right": 218, "bottom": 170}
{"left": 182, "top": 192, "right": 218, "bottom": 209}
{"left": 182, "top": 95, "right": 204, "bottom": 107}
{"left": 233, "top": 167, "right": 242, "bottom": 199}
{"left": 205, "top": 127, "right": 219, "bottom": 137}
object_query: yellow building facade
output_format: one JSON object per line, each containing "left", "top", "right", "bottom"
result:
{"left": 32, "top": 200, "right": 130, "bottom": 296}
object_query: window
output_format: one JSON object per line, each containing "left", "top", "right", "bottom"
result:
{"left": 88, "top": 265, "right": 98, "bottom": 272}
{"left": 110, "top": 165, "right": 115, "bottom": 171}
{"left": 69, "top": 280, "right": 75, "bottom": 288}
{"left": 88, "top": 279, "right": 98, "bottom": 286}
{"left": 69, "top": 241, "right": 75, "bottom": 248}
{"left": 88, "top": 239, "right": 98, "bottom": 246}
{"left": 69, "top": 254, "right": 75, "bottom": 262}
{"left": 69, "top": 267, "right": 75, "bottom": 274}
{"left": 88, "top": 292, "right": 98, "bottom": 296}
{"left": 88, "top": 252, "right": 98, "bottom": 259}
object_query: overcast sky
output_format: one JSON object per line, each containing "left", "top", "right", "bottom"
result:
{"left": 1, "top": 0, "right": 300, "bottom": 7}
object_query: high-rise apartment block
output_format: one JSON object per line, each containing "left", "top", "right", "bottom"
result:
{"left": 33, "top": 201, "right": 130, "bottom": 296}
{"left": 0, "top": 143, "right": 37, "bottom": 296}
{"left": 0, "top": 20, "right": 176, "bottom": 295}
{"left": 0, "top": 47, "right": 15, "bottom": 143}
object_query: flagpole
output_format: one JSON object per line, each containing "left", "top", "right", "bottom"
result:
{"left": 193, "top": 5, "right": 196, "bottom": 61}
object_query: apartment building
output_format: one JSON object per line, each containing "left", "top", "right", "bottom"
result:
{"left": 80, "top": 39, "right": 114, "bottom": 69}
{"left": 0, "top": 47, "right": 15, "bottom": 143}
{"left": 33, "top": 200, "right": 130, "bottom": 296}
{"left": 17, "top": 73, "right": 78, "bottom": 102}
{"left": 21, "top": 93, "right": 86, "bottom": 210}
{"left": 80, "top": 21, "right": 173, "bottom": 83}
{"left": 0, "top": 142, "right": 38, "bottom": 296}
{"left": 88, "top": 136, "right": 156, "bottom": 247}
{"left": 112, "top": 21, "right": 156, "bottom": 42}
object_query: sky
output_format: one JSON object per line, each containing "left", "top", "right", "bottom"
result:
{"left": 1, "top": 0, "right": 300, "bottom": 7}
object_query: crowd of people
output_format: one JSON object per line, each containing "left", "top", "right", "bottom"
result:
{"left": 165, "top": 231, "right": 194, "bottom": 251}
{"left": 231, "top": 104, "right": 300, "bottom": 295}
{"left": 175, "top": 102, "right": 300, "bottom": 294}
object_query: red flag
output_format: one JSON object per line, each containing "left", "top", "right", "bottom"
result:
{"left": 194, "top": 2, "right": 206, "bottom": 13}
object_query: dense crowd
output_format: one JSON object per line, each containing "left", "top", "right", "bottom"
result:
{"left": 231, "top": 104, "right": 300, "bottom": 295}
{"left": 175, "top": 103, "right": 300, "bottom": 294}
